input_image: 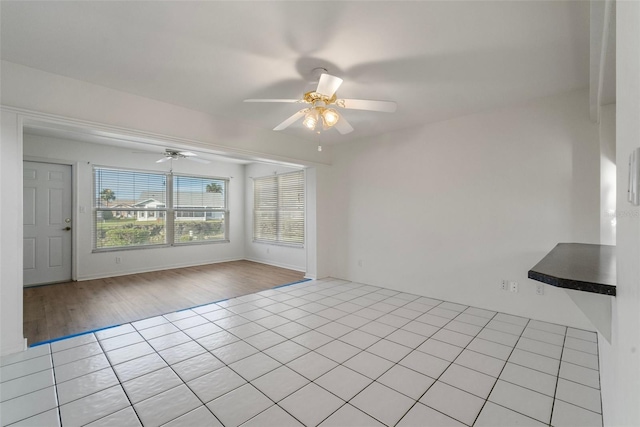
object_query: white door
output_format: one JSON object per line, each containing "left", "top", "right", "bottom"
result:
{"left": 23, "top": 161, "right": 72, "bottom": 286}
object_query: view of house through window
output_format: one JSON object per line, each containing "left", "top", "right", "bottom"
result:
{"left": 94, "top": 167, "right": 228, "bottom": 250}
{"left": 253, "top": 170, "right": 305, "bottom": 246}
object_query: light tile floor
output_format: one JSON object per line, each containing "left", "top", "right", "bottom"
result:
{"left": 0, "top": 279, "right": 603, "bottom": 427}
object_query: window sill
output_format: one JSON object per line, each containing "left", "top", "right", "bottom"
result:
{"left": 173, "top": 239, "right": 230, "bottom": 247}
{"left": 93, "top": 244, "right": 170, "bottom": 253}
{"left": 93, "top": 239, "right": 230, "bottom": 253}
{"left": 252, "top": 240, "right": 304, "bottom": 249}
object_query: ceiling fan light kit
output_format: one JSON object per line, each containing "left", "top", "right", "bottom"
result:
{"left": 301, "top": 105, "right": 340, "bottom": 131}
{"left": 302, "top": 108, "right": 319, "bottom": 130}
{"left": 322, "top": 109, "right": 339, "bottom": 127}
{"left": 244, "top": 70, "right": 397, "bottom": 135}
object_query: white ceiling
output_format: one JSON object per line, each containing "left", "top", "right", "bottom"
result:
{"left": 1, "top": 1, "right": 590, "bottom": 145}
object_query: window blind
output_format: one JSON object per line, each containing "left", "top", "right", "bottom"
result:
{"left": 93, "top": 167, "right": 168, "bottom": 249}
{"left": 253, "top": 170, "right": 304, "bottom": 246}
{"left": 173, "top": 175, "right": 228, "bottom": 243}
{"left": 95, "top": 168, "right": 167, "bottom": 208}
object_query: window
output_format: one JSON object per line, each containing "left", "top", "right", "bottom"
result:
{"left": 94, "top": 168, "right": 167, "bottom": 249}
{"left": 173, "top": 175, "right": 227, "bottom": 243}
{"left": 253, "top": 170, "right": 304, "bottom": 246}
{"left": 94, "top": 167, "right": 228, "bottom": 250}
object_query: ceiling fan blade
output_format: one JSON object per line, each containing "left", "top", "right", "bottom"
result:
{"left": 156, "top": 157, "right": 170, "bottom": 163}
{"left": 316, "top": 74, "right": 343, "bottom": 97}
{"left": 178, "top": 151, "right": 197, "bottom": 157}
{"left": 337, "top": 99, "right": 397, "bottom": 113}
{"left": 273, "top": 110, "right": 307, "bottom": 131}
{"left": 186, "top": 157, "right": 210, "bottom": 164}
{"left": 334, "top": 115, "right": 354, "bottom": 135}
{"left": 244, "top": 99, "right": 302, "bottom": 103}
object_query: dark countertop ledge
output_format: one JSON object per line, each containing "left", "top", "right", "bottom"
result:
{"left": 528, "top": 243, "right": 616, "bottom": 296}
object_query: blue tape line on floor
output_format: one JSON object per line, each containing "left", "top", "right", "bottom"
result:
{"left": 177, "top": 298, "right": 229, "bottom": 312}
{"left": 272, "top": 278, "right": 312, "bottom": 289}
{"left": 29, "top": 323, "right": 121, "bottom": 348}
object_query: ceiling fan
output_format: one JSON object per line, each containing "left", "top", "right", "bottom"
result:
{"left": 244, "top": 68, "right": 397, "bottom": 135}
{"left": 144, "top": 149, "right": 210, "bottom": 164}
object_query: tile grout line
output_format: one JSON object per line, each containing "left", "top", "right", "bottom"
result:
{"left": 50, "top": 346, "right": 63, "bottom": 427}
{"left": 91, "top": 333, "right": 146, "bottom": 427}
{"left": 469, "top": 317, "right": 533, "bottom": 426}
{"left": 596, "top": 333, "right": 604, "bottom": 425}
{"left": 429, "top": 311, "right": 509, "bottom": 424}
{"left": 548, "top": 325, "right": 569, "bottom": 426}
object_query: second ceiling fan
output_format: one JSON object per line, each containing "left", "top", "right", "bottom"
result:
{"left": 155, "top": 149, "right": 210, "bottom": 164}
{"left": 244, "top": 69, "right": 397, "bottom": 135}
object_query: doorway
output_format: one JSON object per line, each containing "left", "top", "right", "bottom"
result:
{"left": 23, "top": 161, "right": 72, "bottom": 286}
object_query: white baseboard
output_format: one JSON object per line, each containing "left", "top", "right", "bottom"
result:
{"left": 77, "top": 257, "right": 244, "bottom": 281}
{"left": 0, "top": 338, "right": 28, "bottom": 356}
{"left": 244, "top": 257, "right": 306, "bottom": 273}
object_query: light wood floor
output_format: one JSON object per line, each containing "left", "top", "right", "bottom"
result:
{"left": 23, "top": 260, "right": 306, "bottom": 345}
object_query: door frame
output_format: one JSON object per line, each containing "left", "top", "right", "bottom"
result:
{"left": 23, "top": 156, "right": 78, "bottom": 283}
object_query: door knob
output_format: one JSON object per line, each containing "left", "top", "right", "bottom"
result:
{"left": 63, "top": 226, "right": 71, "bottom": 231}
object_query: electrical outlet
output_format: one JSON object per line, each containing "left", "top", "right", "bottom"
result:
{"left": 509, "top": 281, "right": 518, "bottom": 292}
{"left": 115, "top": 257, "right": 121, "bottom": 264}
{"left": 536, "top": 283, "right": 544, "bottom": 295}
{"left": 501, "top": 280, "right": 508, "bottom": 290}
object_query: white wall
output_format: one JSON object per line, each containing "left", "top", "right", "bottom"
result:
{"left": 599, "top": 2, "right": 640, "bottom": 426}
{"left": 329, "top": 89, "right": 599, "bottom": 329}
{"left": 599, "top": 104, "right": 616, "bottom": 245}
{"left": 0, "top": 111, "right": 25, "bottom": 354}
{"left": 243, "top": 163, "right": 306, "bottom": 272}
{"left": 315, "top": 165, "right": 335, "bottom": 280}
{"left": 23, "top": 134, "right": 246, "bottom": 280}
